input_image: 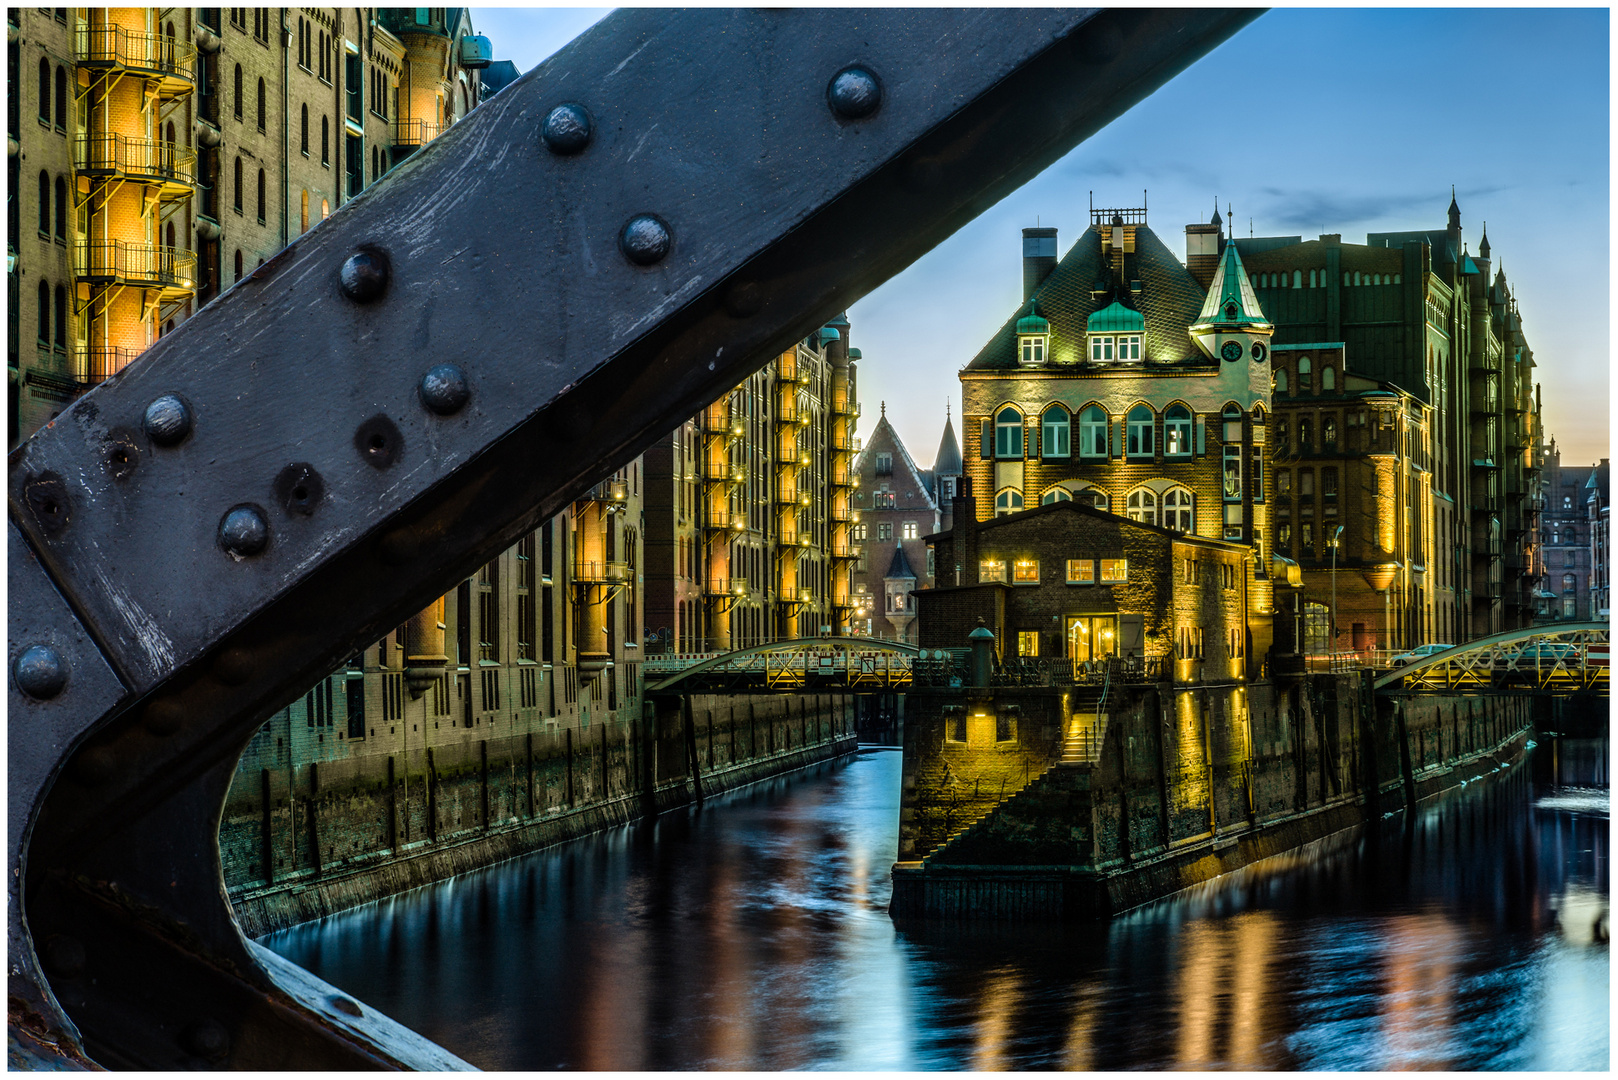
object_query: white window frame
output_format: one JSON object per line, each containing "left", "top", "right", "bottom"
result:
{"left": 1041, "top": 406, "right": 1070, "bottom": 458}
{"left": 1126, "top": 489, "right": 1157, "bottom": 526}
{"left": 994, "top": 488, "right": 1024, "bottom": 517}
{"left": 1164, "top": 405, "right": 1192, "bottom": 456}
{"left": 1019, "top": 335, "right": 1047, "bottom": 365}
{"left": 1078, "top": 405, "right": 1108, "bottom": 458}
{"left": 1163, "top": 487, "right": 1194, "bottom": 533}
{"left": 1126, "top": 405, "right": 1154, "bottom": 458}
{"left": 994, "top": 407, "right": 1023, "bottom": 459}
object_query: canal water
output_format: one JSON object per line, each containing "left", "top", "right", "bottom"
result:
{"left": 262, "top": 739, "right": 1609, "bottom": 1070}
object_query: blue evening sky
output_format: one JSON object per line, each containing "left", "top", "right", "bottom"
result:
{"left": 470, "top": 8, "right": 1610, "bottom": 468}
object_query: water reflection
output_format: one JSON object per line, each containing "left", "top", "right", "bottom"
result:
{"left": 263, "top": 742, "right": 1608, "bottom": 1071}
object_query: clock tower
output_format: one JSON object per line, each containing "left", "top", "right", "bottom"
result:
{"left": 1188, "top": 239, "right": 1273, "bottom": 365}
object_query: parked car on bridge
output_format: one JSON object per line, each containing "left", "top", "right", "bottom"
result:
{"left": 1497, "top": 642, "right": 1580, "bottom": 667}
{"left": 1389, "top": 642, "right": 1454, "bottom": 667}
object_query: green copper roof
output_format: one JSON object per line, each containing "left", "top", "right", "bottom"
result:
{"left": 1086, "top": 300, "right": 1144, "bottom": 334}
{"left": 1015, "top": 299, "right": 1050, "bottom": 336}
{"left": 1190, "top": 240, "right": 1272, "bottom": 332}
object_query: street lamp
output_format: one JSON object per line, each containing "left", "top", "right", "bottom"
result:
{"left": 1328, "top": 525, "right": 1344, "bottom": 657}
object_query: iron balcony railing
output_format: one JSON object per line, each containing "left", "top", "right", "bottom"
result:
{"left": 391, "top": 117, "right": 447, "bottom": 146}
{"left": 572, "top": 560, "right": 628, "bottom": 584}
{"left": 75, "top": 240, "right": 197, "bottom": 290}
{"left": 75, "top": 22, "right": 195, "bottom": 82}
{"left": 75, "top": 133, "right": 196, "bottom": 186}
{"left": 76, "top": 346, "right": 142, "bottom": 387}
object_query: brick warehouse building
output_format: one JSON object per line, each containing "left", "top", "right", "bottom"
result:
{"left": 958, "top": 204, "right": 1277, "bottom": 663}
{"left": 1535, "top": 438, "right": 1597, "bottom": 623}
{"left": 1236, "top": 195, "right": 1544, "bottom": 644}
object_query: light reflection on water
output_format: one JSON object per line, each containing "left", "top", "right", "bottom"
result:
{"left": 261, "top": 741, "right": 1608, "bottom": 1071}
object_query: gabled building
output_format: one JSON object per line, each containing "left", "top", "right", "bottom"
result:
{"left": 959, "top": 205, "right": 1276, "bottom": 660}
{"left": 850, "top": 403, "right": 942, "bottom": 637}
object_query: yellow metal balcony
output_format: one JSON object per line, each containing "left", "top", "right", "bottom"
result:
{"left": 573, "top": 560, "right": 629, "bottom": 584}
{"left": 75, "top": 23, "right": 194, "bottom": 92}
{"left": 75, "top": 240, "right": 196, "bottom": 294}
{"left": 76, "top": 134, "right": 195, "bottom": 194}
{"left": 392, "top": 117, "right": 448, "bottom": 147}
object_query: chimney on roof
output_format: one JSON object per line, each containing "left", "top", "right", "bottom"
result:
{"left": 1185, "top": 201, "right": 1223, "bottom": 290}
{"left": 1022, "top": 226, "right": 1058, "bottom": 301}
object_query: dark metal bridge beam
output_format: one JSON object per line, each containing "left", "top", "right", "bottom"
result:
{"left": 8, "top": 8, "right": 1259, "bottom": 1068}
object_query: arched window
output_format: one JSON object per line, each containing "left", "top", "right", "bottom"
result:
{"left": 1293, "top": 270, "right": 1302, "bottom": 288}
{"left": 1322, "top": 366, "right": 1336, "bottom": 391}
{"left": 1297, "top": 355, "right": 1313, "bottom": 391}
{"left": 1126, "top": 489, "right": 1157, "bottom": 526}
{"left": 1041, "top": 487, "right": 1072, "bottom": 505}
{"left": 256, "top": 167, "right": 265, "bottom": 221}
{"left": 1163, "top": 487, "right": 1194, "bottom": 532}
{"left": 1041, "top": 405, "right": 1069, "bottom": 458}
{"left": 233, "top": 248, "right": 243, "bottom": 282}
{"left": 994, "top": 406, "right": 1022, "bottom": 459}
{"left": 1323, "top": 415, "right": 1338, "bottom": 447}
{"left": 320, "top": 197, "right": 329, "bottom": 220}
{"left": 53, "top": 285, "right": 66, "bottom": 348}
{"left": 300, "top": 104, "right": 309, "bottom": 154}
{"left": 1309, "top": 269, "right": 1317, "bottom": 288}
{"left": 1275, "top": 368, "right": 1289, "bottom": 393}
{"left": 36, "top": 170, "right": 49, "bottom": 233}
{"left": 321, "top": 115, "right": 330, "bottom": 164}
{"left": 994, "top": 488, "right": 1024, "bottom": 517}
{"left": 1079, "top": 404, "right": 1108, "bottom": 458}
{"left": 257, "top": 76, "right": 266, "bottom": 130}
{"left": 300, "top": 189, "right": 309, "bottom": 233}
{"left": 1164, "top": 404, "right": 1192, "bottom": 456}
{"left": 233, "top": 156, "right": 243, "bottom": 211}
{"left": 165, "top": 220, "right": 175, "bottom": 248}
{"left": 37, "top": 58, "right": 50, "bottom": 121}
{"left": 54, "top": 65, "right": 67, "bottom": 128}
{"left": 1126, "top": 404, "right": 1154, "bottom": 457}
{"left": 1298, "top": 417, "right": 1313, "bottom": 452}
{"left": 233, "top": 64, "right": 243, "bottom": 119}
{"left": 56, "top": 174, "right": 71, "bottom": 238}
{"left": 36, "top": 280, "right": 50, "bottom": 343}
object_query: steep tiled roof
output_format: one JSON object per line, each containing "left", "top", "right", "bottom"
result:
{"left": 884, "top": 542, "right": 917, "bottom": 579}
{"left": 854, "top": 413, "right": 939, "bottom": 512}
{"left": 964, "top": 224, "right": 1210, "bottom": 370}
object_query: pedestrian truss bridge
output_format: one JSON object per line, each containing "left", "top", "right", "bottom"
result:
{"left": 644, "top": 638, "right": 926, "bottom": 693}
{"left": 1373, "top": 621, "right": 1610, "bottom": 695}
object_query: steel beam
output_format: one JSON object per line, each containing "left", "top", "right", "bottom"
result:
{"left": 8, "top": 8, "right": 1259, "bottom": 1068}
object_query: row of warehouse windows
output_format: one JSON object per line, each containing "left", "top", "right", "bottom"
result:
{"left": 1254, "top": 270, "right": 1401, "bottom": 288}
{"left": 994, "top": 484, "right": 1197, "bottom": 532}
{"left": 979, "top": 558, "right": 1130, "bottom": 585}
{"left": 980, "top": 403, "right": 1259, "bottom": 460}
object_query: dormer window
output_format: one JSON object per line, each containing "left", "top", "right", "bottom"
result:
{"left": 1085, "top": 300, "right": 1145, "bottom": 364}
{"left": 1015, "top": 299, "right": 1050, "bottom": 366}
{"left": 1090, "top": 334, "right": 1141, "bottom": 362}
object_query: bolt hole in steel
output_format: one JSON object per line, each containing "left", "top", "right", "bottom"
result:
{"left": 826, "top": 65, "right": 881, "bottom": 119}
{"left": 14, "top": 644, "right": 67, "bottom": 700}
{"left": 274, "top": 462, "right": 325, "bottom": 516}
{"left": 419, "top": 363, "right": 470, "bottom": 415}
{"left": 339, "top": 247, "right": 390, "bottom": 304}
{"left": 619, "top": 214, "right": 672, "bottom": 266}
{"left": 143, "top": 393, "right": 193, "bottom": 446}
{"left": 24, "top": 473, "right": 71, "bottom": 534}
{"left": 540, "top": 103, "right": 592, "bottom": 154}
{"left": 354, "top": 415, "right": 404, "bottom": 469}
{"left": 218, "top": 504, "right": 270, "bottom": 559}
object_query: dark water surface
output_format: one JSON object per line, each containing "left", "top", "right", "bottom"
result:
{"left": 263, "top": 740, "right": 1609, "bottom": 1070}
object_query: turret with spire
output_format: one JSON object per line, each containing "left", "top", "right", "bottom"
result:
{"left": 1188, "top": 237, "right": 1273, "bottom": 363}
{"left": 933, "top": 403, "right": 963, "bottom": 530}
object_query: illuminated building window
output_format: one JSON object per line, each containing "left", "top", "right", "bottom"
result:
{"left": 979, "top": 559, "right": 1006, "bottom": 583}
{"left": 877, "top": 523, "right": 892, "bottom": 542}
{"left": 1042, "top": 405, "right": 1070, "bottom": 458}
{"left": 1126, "top": 405, "right": 1154, "bottom": 457}
{"left": 1078, "top": 405, "right": 1108, "bottom": 458}
{"left": 995, "top": 406, "right": 1023, "bottom": 458}
{"left": 1163, "top": 487, "right": 1194, "bottom": 532}
{"left": 1099, "top": 559, "right": 1127, "bottom": 583}
{"left": 1164, "top": 404, "right": 1192, "bottom": 456}
{"left": 1012, "top": 560, "right": 1039, "bottom": 584}
{"left": 1125, "top": 489, "right": 1157, "bottom": 526}
{"left": 1017, "top": 631, "right": 1039, "bottom": 657}
{"left": 1066, "top": 559, "right": 1094, "bottom": 585}
{"left": 902, "top": 521, "right": 918, "bottom": 540}
{"left": 994, "top": 488, "right": 1023, "bottom": 516}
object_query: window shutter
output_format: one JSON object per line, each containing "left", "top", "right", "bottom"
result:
{"left": 1195, "top": 417, "right": 1207, "bottom": 455}
{"left": 980, "top": 419, "right": 992, "bottom": 460}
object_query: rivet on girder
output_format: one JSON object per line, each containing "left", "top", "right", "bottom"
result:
{"left": 827, "top": 66, "right": 881, "bottom": 120}
{"left": 144, "top": 394, "right": 193, "bottom": 446}
{"left": 143, "top": 697, "right": 184, "bottom": 736}
{"left": 541, "top": 103, "right": 592, "bottom": 154}
{"left": 419, "top": 363, "right": 470, "bottom": 415}
{"left": 14, "top": 644, "right": 67, "bottom": 700}
{"left": 219, "top": 505, "right": 270, "bottom": 559}
{"left": 620, "top": 214, "right": 672, "bottom": 266}
{"left": 339, "top": 249, "right": 390, "bottom": 303}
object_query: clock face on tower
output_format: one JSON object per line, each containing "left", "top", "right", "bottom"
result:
{"left": 1221, "top": 340, "right": 1243, "bottom": 362}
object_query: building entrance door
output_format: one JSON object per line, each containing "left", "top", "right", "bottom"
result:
{"left": 1066, "top": 615, "right": 1118, "bottom": 663}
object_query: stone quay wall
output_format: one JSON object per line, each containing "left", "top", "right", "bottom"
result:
{"left": 224, "top": 692, "right": 856, "bottom": 935}
{"left": 892, "top": 674, "right": 1542, "bottom": 920}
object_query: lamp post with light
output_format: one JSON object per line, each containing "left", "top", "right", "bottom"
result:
{"left": 1329, "top": 525, "right": 1344, "bottom": 660}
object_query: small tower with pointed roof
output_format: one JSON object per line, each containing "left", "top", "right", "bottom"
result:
{"left": 881, "top": 542, "right": 919, "bottom": 643}
{"left": 1188, "top": 239, "right": 1274, "bottom": 365}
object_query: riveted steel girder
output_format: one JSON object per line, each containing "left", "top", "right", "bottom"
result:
{"left": 8, "top": 8, "right": 1258, "bottom": 1068}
